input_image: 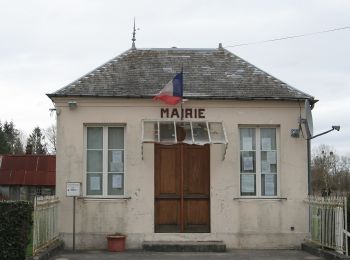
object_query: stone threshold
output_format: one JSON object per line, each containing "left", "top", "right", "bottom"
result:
{"left": 142, "top": 240, "right": 226, "bottom": 252}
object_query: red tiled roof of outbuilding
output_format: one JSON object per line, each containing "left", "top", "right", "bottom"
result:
{"left": 0, "top": 155, "right": 55, "bottom": 186}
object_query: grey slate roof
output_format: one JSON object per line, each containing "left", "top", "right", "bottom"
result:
{"left": 48, "top": 47, "right": 314, "bottom": 102}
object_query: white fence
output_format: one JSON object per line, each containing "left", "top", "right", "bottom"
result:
{"left": 306, "top": 196, "right": 348, "bottom": 256}
{"left": 33, "top": 195, "right": 59, "bottom": 255}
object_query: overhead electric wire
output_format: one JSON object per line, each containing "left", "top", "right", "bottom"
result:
{"left": 224, "top": 26, "right": 350, "bottom": 48}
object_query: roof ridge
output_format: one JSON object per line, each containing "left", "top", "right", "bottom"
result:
{"left": 135, "top": 48, "right": 219, "bottom": 51}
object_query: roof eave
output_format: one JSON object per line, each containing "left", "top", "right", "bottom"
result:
{"left": 46, "top": 94, "right": 317, "bottom": 103}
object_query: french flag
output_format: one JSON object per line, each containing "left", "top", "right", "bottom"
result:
{"left": 153, "top": 72, "right": 183, "bottom": 105}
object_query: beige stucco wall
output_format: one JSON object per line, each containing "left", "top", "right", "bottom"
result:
{"left": 53, "top": 97, "right": 309, "bottom": 249}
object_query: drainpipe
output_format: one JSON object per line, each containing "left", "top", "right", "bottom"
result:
{"left": 308, "top": 139, "right": 311, "bottom": 195}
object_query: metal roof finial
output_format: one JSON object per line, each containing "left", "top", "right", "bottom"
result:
{"left": 132, "top": 17, "right": 136, "bottom": 49}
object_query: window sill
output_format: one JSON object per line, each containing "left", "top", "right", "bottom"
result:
{"left": 78, "top": 196, "right": 131, "bottom": 201}
{"left": 233, "top": 197, "right": 287, "bottom": 201}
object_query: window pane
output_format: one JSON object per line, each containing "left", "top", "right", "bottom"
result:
{"left": 241, "top": 174, "right": 256, "bottom": 196}
{"left": 87, "top": 150, "right": 102, "bottom": 172}
{"left": 240, "top": 128, "right": 255, "bottom": 150}
{"left": 143, "top": 121, "right": 158, "bottom": 142}
{"left": 262, "top": 174, "right": 277, "bottom": 196}
{"left": 108, "top": 127, "right": 124, "bottom": 149}
{"left": 209, "top": 122, "right": 226, "bottom": 143}
{"left": 261, "top": 151, "right": 277, "bottom": 173}
{"left": 108, "top": 150, "right": 124, "bottom": 172}
{"left": 240, "top": 151, "right": 256, "bottom": 173}
{"left": 176, "top": 122, "right": 192, "bottom": 143}
{"left": 260, "top": 128, "right": 276, "bottom": 150}
{"left": 192, "top": 122, "right": 209, "bottom": 143}
{"left": 87, "top": 174, "right": 102, "bottom": 195}
{"left": 159, "top": 121, "right": 176, "bottom": 143}
{"left": 87, "top": 127, "right": 103, "bottom": 149}
{"left": 108, "top": 173, "right": 124, "bottom": 195}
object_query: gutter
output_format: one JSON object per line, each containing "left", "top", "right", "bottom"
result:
{"left": 46, "top": 93, "right": 318, "bottom": 104}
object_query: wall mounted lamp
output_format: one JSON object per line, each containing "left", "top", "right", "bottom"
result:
{"left": 49, "top": 108, "right": 61, "bottom": 116}
{"left": 68, "top": 101, "right": 77, "bottom": 109}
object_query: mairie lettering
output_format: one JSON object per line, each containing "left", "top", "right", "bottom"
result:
{"left": 161, "top": 108, "right": 205, "bottom": 119}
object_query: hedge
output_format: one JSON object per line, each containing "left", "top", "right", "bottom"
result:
{"left": 0, "top": 201, "right": 33, "bottom": 260}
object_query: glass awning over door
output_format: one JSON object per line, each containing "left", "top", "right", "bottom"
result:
{"left": 141, "top": 120, "right": 228, "bottom": 160}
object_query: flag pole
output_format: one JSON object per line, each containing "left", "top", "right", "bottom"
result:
{"left": 181, "top": 101, "right": 183, "bottom": 121}
{"left": 180, "top": 64, "right": 184, "bottom": 121}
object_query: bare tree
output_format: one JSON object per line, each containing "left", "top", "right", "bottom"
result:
{"left": 44, "top": 124, "right": 56, "bottom": 154}
{"left": 312, "top": 144, "right": 350, "bottom": 195}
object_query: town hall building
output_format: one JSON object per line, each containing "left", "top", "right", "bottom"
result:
{"left": 48, "top": 43, "right": 315, "bottom": 249}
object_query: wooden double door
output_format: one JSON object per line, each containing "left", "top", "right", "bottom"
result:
{"left": 155, "top": 143, "right": 210, "bottom": 233}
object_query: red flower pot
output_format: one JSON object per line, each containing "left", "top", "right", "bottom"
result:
{"left": 106, "top": 235, "right": 126, "bottom": 252}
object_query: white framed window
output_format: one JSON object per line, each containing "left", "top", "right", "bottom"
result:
{"left": 239, "top": 127, "right": 279, "bottom": 197}
{"left": 85, "top": 126, "right": 125, "bottom": 197}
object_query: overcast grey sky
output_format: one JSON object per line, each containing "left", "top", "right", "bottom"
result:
{"left": 0, "top": 0, "right": 349, "bottom": 155}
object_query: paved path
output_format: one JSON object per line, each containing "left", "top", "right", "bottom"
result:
{"left": 52, "top": 250, "right": 325, "bottom": 260}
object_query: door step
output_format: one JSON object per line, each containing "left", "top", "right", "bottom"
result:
{"left": 142, "top": 241, "right": 226, "bottom": 252}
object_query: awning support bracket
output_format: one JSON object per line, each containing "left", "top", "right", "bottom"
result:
{"left": 141, "top": 143, "right": 144, "bottom": 160}
{"left": 222, "top": 143, "right": 228, "bottom": 161}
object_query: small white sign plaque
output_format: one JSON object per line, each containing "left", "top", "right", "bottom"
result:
{"left": 66, "top": 182, "right": 81, "bottom": 197}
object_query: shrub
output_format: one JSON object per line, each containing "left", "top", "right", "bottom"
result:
{"left": 347, "top": 194, "right": 350, "bottom": 251}
{"left": 0, "top": 200, "right": 33, "bottom": 260}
